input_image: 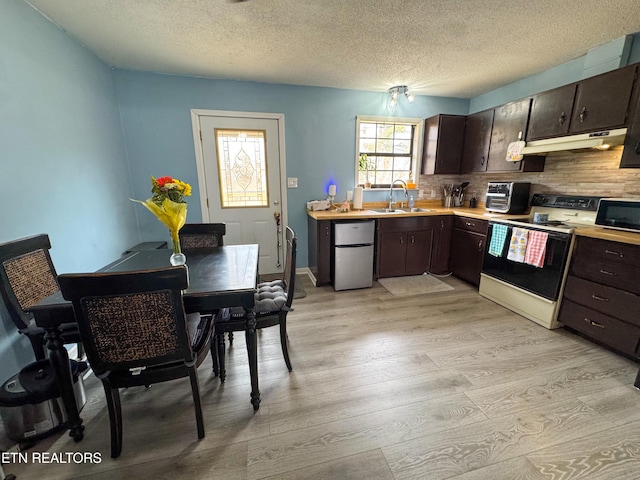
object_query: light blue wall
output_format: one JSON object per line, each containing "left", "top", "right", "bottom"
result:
{"left": 114, "top": 71, "right": 469, "bottom": 268}
{"left": 470, "top": 33, "right": 640, "bottom": 112}
{"left": 0, "top": 0, "right": 138, "bottom": 375}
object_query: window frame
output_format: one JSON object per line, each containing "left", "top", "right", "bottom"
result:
{"left": 354, "top": 115, "right": 424, "bottom": 190}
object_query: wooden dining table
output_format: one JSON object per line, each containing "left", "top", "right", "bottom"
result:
{"left": 28, "top": 244, "right": 260, "bottom": 442}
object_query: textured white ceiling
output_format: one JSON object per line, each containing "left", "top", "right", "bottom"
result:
{"left": 25, "top": 0, "right": 640, "bottom": 98}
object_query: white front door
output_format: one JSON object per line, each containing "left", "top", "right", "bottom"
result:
{"left": 191, "top": 110, "right": 287, "bottom": 274}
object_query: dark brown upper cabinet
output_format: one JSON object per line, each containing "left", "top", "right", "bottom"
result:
{"left": 527, "top": 84, "right": 576, "bottom": 140}
{"left": 570, "top": 64, "right": 636, "bottom": 134}
{"left": 421, "top": 114, "right": 466, "bottom": 175}
{"left": 621, "top": 87, "right": 640, "bottom": 168}
{"left": 486, "top": 98, "right": 543, "bottom": 172}
{"left": 461, "top": 109, "right": 494, "bottom": 173}
{"left": 528, "top": 64, "right": 637, "bottom": 141}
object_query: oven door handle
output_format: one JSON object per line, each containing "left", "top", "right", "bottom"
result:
{"left": 489, "top": 222, "right": 572, "bottom": 241}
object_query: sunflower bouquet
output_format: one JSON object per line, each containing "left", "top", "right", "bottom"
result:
{"left": 132, "top": 176, "right": 192, "bottom": 264}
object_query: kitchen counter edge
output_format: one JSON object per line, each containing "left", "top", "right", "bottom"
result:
{"left": 307, "top": 207, "right": 528, "bottom": 221}
{"left": 574, "top": 227, "right": 640, "bottom": 246}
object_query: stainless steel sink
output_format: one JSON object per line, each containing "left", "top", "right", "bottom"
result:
{"left": 401, "top": 207, "right": 432, "bottom": 213}
{"left": 367, "top": 208, "right": 403, "bottom": 214}
{"left": 366, "top": 208, "right": 432, "bottom": 214}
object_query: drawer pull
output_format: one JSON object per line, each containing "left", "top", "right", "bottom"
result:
{"left": 591, "top": 294, "right": 609, "bottom": 302}
{"left": 584, "top": 318, "right": 605, "bottom": 329}
{"left": 599, "top": 269, "right": 617, "bottom": 276}
{"left": 604, "top": 249, "right": 623, "bottom": 258}
{"left": 465, "top": 222, "right": 475, "bottom": 227}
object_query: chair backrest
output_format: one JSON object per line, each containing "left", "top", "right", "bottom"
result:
{"left": 283, "top": 226, "right": 297, "bottom": 309}
{"left": 179, "top": 223, "right": 226, "bottom": 249}
{"left": 0, "top": 234, "right": 60, "bottom": 330}
{"left": 58, "top": 267, "right": 193, "bottom": 375}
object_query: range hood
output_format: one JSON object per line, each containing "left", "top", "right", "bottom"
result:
{"left": 520, "top": 128, "right": 627, "bottom": 155}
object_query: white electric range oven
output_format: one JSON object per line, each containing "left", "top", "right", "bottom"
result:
{"left": 479, "top": 194, "right": 601, "bottom": 329}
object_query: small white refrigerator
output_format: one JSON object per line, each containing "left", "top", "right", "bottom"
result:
{"left": 333, "top": 220, "right": 375, "bottom": 291}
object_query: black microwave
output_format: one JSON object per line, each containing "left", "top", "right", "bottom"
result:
{"left": 595, "top": 198, "right": 640, "bottom": 233}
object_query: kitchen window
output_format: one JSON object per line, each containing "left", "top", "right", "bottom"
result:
{"left": 355, "top": 116, "right": 423, "bottom": 188}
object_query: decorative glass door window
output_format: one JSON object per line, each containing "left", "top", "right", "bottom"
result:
{"left": 215, "top": 129, "right": 269, "bottom": 208}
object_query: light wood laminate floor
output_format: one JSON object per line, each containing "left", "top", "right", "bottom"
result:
{"left": 7, "top": 274, "right": 640, "bottom": 479}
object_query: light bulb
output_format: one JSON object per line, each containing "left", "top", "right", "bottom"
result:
{"left": 389, "top": 97, "right": 398, "bottom": 109}
{"left": 390, "top": 89, "right": 399, "bottom": 100}
{"left": 406, "top": 92, "right": 415, "bottom": 103}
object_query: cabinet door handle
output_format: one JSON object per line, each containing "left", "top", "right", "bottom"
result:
{"left": 400, "top": 235, "right": 403, "bottom": 245}
{"left": 558, "top": 112, "right": 566, "bottom": 125}
{"left": 480, "top": 156, "right": 485, "bottom": 166}
{"left": 635, "top": 141, "right": 640, "bottom": 155}
{"left": 410, "top": 235, "right": 415, "bottom": 244}
{"left": 478, "top": 240, "right": 484, "bottom": 252}
{"left": 599, "top": 269, "right": 617, "bottom": 276}
{"left": 591, "top": 294, "right": 609, "bottom": 302}
{"left": 325, "top": 226, "right": 330, "bottom": 237}
{"left": 604, "top": 249, "right": 623, "bottom": 258}
{"left": 579, "top": 107, "right": 587, "bottom": 123}
{"left": 584, "top": 318, "right": 605, "bottom": 328}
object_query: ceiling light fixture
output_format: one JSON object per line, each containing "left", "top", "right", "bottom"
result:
{"left": 388, "top": 85, "right": 415, "bottom": 108}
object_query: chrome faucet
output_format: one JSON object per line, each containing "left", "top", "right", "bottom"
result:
{"left": 389, "top": 179, "right": 408, "bottom": 209}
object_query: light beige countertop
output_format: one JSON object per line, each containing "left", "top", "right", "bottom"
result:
{"left": 307, "top": 202, "right": 530, "bottom": 221}
{"left": 574, "top": 226, "right": 640, "bottom": 246}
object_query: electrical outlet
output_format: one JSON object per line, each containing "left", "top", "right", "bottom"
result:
{"left": 430, "top": 188, "right": 436, "bottom": 198}
{"left": 287, "top": 177, "right": 298, "bottom": 188}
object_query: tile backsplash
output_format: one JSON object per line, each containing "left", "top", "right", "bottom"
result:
{"left": 418, "top": 147, "right": 640, "bottom": 206}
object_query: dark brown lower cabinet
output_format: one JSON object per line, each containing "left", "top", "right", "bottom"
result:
{"left": 307, "top": 217, "right": 331, "bottom": 286}
{"left": 449, "top": 217, "right": 487, "bottom": 286}
{"left": 429, "top": 215, "right": 453, "bottom": 274}
{"left": 376, "top": 217, "right": 435, "bottom": 278}
{"left": 558, "top": 236, "right": 640, "bottom": 358}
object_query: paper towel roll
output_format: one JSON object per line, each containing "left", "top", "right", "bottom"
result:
{"left": 353, "top": 187, "right": 363, "bottom": 210}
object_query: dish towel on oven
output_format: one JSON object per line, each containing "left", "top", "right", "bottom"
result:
{"left": 507, "top": 227, "right": 529, "bottom": 262}
{"left": 488, "top": 224, "right": 508, "bottom": 256}
{"left": 524, "top": 230, "right": 549, "bottom": 268}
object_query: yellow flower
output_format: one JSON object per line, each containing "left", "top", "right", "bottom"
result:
{"left": 173, "top": 179, "right": 192, "bottom": 196}
{"left": 132, "top": 175, "right": 191, "bottom": 244}
{"left": 132, "top": 198, "right": 187, "bottom": 241}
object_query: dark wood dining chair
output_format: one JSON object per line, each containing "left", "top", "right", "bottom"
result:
{"left": 179, "top": 222, "right": 228, "bottom": 374}
{"left": 0, "top": 234, "right": 82, "bottom": 361}
{"left": 214, "top": 226, "right": 297, "bottom": 382}
{"left": 179, "top": 223, "right": 226, "bottom": 249}
{"left": 58, "top": 266, "right": 212, "bottom": 458}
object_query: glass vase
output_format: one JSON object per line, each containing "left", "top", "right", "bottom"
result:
{"left": 170, "top": 237, "right": 186, "bottom": 266}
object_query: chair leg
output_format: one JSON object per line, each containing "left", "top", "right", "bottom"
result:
{"left": 211, "top": 332, "right": 219, "bottom": 376}
{"left": 76, "top": 342, "right": 85, "bottom": 360}
{"left": 279, "top": 318, "right": 292, "bottom": 372}
{"left": 228, "top": 332, "right": 234, "bottom": 345}
{"left": 217, "top": 330, "right": 227, "bottom": 382}
{"left": 28, "top": 335, "right": 47, "bottom": 361}
{"left": 102, "top": 381, "right": 123, "bottom": 458}
{"left": 188, "top": 367, "right": 205, "bottom": 439}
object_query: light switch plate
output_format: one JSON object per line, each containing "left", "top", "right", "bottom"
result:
{"left": 287, "top": 177, "right": 298, "bottom": 188}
